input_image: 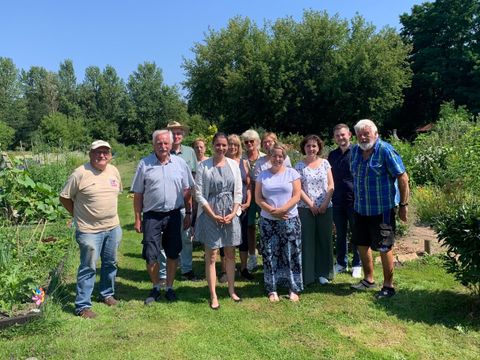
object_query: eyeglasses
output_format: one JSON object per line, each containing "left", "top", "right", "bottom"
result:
{"left": 92, "top": 150, "right": 110, "bottom": 155}
{"left": 244, "top": 140, "right": 255, "bottom": 144}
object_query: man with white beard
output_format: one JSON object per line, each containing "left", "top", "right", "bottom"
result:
{"left": 349, "top": 119, "right": 409, "bottom": 298}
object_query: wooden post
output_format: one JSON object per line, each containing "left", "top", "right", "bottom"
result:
{"left": 424, "top": 239, "right": 431, "bottom": 254}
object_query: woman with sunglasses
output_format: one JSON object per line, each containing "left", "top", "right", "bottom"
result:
{"left": 240, "top": 129, "right": 265, "bottom": 273}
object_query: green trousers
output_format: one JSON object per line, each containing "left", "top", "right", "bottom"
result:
{"left": 299, "top": 207, "right": 334, "bottom": 285}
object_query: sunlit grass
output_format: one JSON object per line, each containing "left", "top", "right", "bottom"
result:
{"left": 1, "top": 163, "right": 479, "bottom": 360}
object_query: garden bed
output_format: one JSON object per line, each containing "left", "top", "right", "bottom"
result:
{"left": 0, "top": 221, "right": 74, "bottom": 326}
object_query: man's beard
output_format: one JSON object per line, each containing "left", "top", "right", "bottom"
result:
{"left": 358, "top": 141, "right": 374, "bottom": 151}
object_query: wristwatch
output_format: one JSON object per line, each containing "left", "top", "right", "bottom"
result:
{"left": 399, "top": 203, "right": 408, "bottom": 207}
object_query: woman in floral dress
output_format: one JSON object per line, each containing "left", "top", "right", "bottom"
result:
{"left": 295, "top": 135, "right": 334, "bottom": 286}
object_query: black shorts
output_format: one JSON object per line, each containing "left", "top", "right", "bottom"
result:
{"left": 142, "top": 209, "right": 182, "bottom": 263}
{"left": 353, "top": 208, "right": 396, "bottom": 252}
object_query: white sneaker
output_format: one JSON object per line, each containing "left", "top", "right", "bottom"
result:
{"left": 334, "top": 264, "right": 347, "bottom": 274}
{"left": 319, "top": 277, "right": 330, "bottom": 285}
{"left": 352, "top": 266, "right": 362, "bottom": 279}
{"left": 247, "top": 254, "right": 258, "bottom": 272}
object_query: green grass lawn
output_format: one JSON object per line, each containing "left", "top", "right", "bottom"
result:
{"left": 1, "top": 163, "right": 479, "bottom": 359}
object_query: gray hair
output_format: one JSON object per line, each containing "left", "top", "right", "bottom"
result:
{"left": 354, "top": 119, "right": 378, "bottom": 135}
{"left": 241, "top": 129, "right": 261, "bottom": 150}
{"left": 152, "top": 129, "right": 173, "bottom": 145}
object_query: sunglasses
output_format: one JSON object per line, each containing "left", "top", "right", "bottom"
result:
{"left": 244, "top": 140, "right": 255, "bottom": 144}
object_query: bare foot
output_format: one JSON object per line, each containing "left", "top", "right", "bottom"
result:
{"left": 268, "top": 292, "right": 280, "bottom": 302}
{"left": 209, "top": 297, "right": 220, "bottom": 310}
{"left": 289, "top": 292, "right": 300, "bottom": 302}
{"left": 230, "top": 293, "right": 242, "bottom": 302}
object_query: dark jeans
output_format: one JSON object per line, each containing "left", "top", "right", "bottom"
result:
{"left": 332, "top": 206, "right": 361, "bottom": 268}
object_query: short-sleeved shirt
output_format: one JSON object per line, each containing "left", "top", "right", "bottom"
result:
{"left": 328, "top": 146, "right": 354, "bottom": 207}
{"left": 256, "top": 167, "right": 300, "bottom": 220}
{"left": 171, "top": 145, "right": 197, "bottom": 174}
{"left": 60, "top": 163, "right": 122, "bottom": 233}
{"left": 295, "top": 159, "right": 332, "bottom": 209}
{"left": 350, "top": 139, "right": 405, "bottom": 216}
{"left": 131, "top": 153, "right": 194, "bottom": 213}
{"left": 252, "top": 154, "right": 292, "bottom": 181}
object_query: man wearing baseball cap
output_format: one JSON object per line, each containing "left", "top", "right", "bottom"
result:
{"left": 166, "top": 121, "right": 200, "bottom": 281}
{"left": 60, "top": 140, "right": 122, "bottom": 318}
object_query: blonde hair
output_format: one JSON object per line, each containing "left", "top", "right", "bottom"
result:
{"left": 262, "top": 132, "right": 278, "bottom": 143}
{"left": 269, "top": 143, "right": 287, "bottom": 158}
{"left": 227, "top": 134, "right": 243, "bottom": 159}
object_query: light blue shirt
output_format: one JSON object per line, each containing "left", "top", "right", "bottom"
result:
{"left": 131, "top": 153, "right": 194, "bottom": 213}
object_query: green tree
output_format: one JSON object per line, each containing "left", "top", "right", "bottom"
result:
{"left": 78, "top": 66, "right": 102, "bottom": 120}
{"left": 20, "top": 66, "right": 59, "bottom": 142}
{"left": 184, "top": 11, "right": 411, "bottom": 135}
{"left": 78, "top": 65, "right": 127, "bottom": 141}
{"left": 0, "top": 57, "right": 26, "bottom": 144}
{"left": 35, "top": 112, "right": 89, "bottom": 149}
{"left": 57, "top": 59, "right": 81, "bottom": 117}
{"left": 400, "top": 0, "right": 480, "bottom": 131}
{"left": 0, "top": 121, "right": 15, "bottom": 150}
{"left": 184, "top": 16, "right": 269, "bottom": 132}
{"left": 122, "top": 62, "right": 165, "bottom": 144}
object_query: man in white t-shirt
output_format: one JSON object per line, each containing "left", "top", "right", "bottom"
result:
{"left": 60, "top": 140, "right": 122, "bottom": 319}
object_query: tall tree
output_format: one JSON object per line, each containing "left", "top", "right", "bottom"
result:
{"left": 20, "top": 66, "right": 59, "bottom": 142}
{"left": 123, "top": 62, "right": 165, "bottom": 144}
{"left": 184, "top": 16, "right": 270, "bottom": 131}
{"left": 78, "top": 66, "right": 102, "bottom": 120}
{"left": 0, "top": 57, "right": 26, "bottom": 141}
{"left": 57, "top": 59, "right": 80, "bottom": 117}
{"left": 184, "top": 11, "right": 411, "bottom": 135}
{"left": 400, "top": 0, "right": 480, "bottom": 130}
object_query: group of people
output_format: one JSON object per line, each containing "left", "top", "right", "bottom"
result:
{"left": 60, "top": 119, "right": 409, "bottom": 318}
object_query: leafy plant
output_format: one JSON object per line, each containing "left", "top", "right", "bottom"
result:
{"left": 435, "top": 203, "right": 480, "bottom": 296}
{"left": 0, "top": 221, "right": 73, "bottom": 313}
{"left": 0, "top": 160, "right": 67, "bottom": 222}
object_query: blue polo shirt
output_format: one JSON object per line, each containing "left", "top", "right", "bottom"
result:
{"left": 350, "top": 139, "right": 405, "bottom": 216}
{"left": 131, "top": 153, "right": 194, "bottom": 213}
{"left": 328, "top": 145, "right": 354, "bottom": 207}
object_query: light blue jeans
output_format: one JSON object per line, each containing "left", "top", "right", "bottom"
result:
{"left": 179, "top": 208, "right": 193, "bottom": 274}
{"left": 75, "top": 226, "right": 122, "bottom": 313}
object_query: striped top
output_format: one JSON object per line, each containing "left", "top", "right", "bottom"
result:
{"left": 350, "top": 139, "right": 405, "bottom": 216}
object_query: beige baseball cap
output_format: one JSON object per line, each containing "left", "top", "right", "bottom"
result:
{"left": 90, "top": 140, "right": 112, "bottom": 150}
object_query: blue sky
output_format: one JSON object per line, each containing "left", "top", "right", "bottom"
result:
{"left": 1, "top": 0, "right": 424, "bottom": 88}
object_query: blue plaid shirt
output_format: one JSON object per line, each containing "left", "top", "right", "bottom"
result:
{"left": 350, "top": 139, "right": 405, "bottom": 216}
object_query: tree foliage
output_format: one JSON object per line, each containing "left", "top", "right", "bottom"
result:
{"left": 399, "top": 0, "right": 480, "bottom": 131}
{"left": 184, "top": 11, "right": 412, "bottom": 135}
{"left": 0, "top": 121, "right": 15, "bottom": 150}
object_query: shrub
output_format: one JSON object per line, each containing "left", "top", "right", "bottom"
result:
{"left": 435, "top": 203, "right": 480, "bottom": 296}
